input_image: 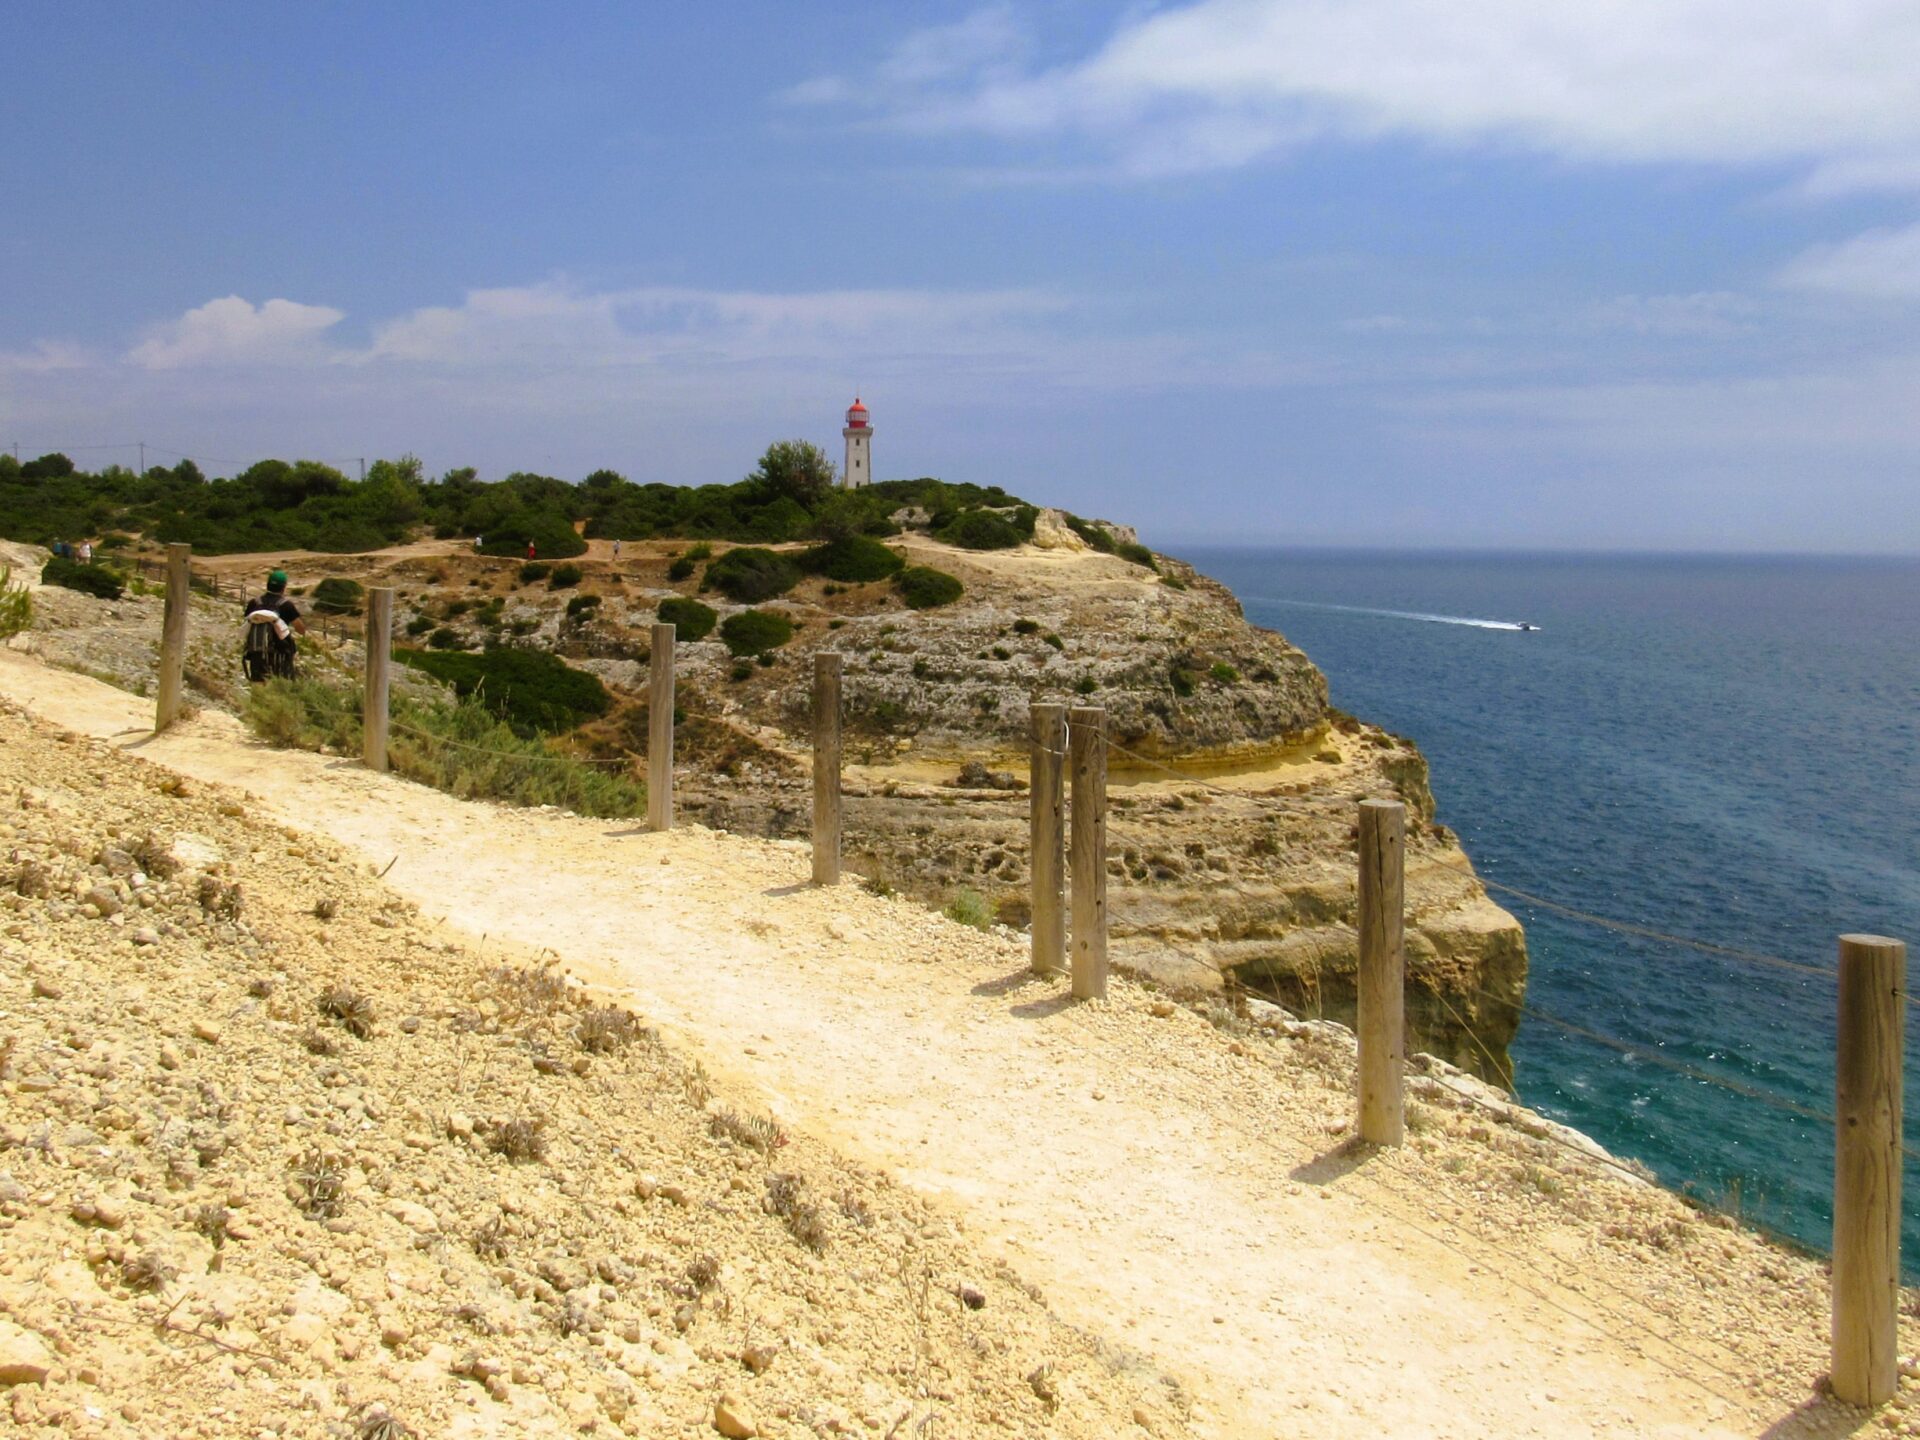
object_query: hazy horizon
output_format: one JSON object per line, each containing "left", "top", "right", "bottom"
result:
{"left": 6, "top": 4, "right": 1920, "bottom": 553}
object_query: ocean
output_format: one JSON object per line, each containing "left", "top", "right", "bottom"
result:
{"left": 1184, "top": 547, "right": 1920, "bottom": 1263}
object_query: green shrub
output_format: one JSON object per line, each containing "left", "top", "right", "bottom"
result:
{"left": 1160, "top": 574, "right": 1187, "bottom": 591}
{"left": 405, "top": 614, "right": 434, "bottom": 636}
{"left": 0, "top": 567, "right": 33, "bottom": 639}
{"left": 1210, "top": 662, "right": 1239, "bottom": 684}
{"left": 1063, "top": 514, "right": 1116, "bottom": 553}
{"left": 565, "top": 593, "right": 601, "bottom": 618}
{"left": 706, "top": 547, "right": 800, "bottom": 603}
{"left": 477, "top": 511, "right": 586, "bottom": 560}
{"left": 801, "top": 535, "right": 904, "bottom": 583}
{"left": 719, "top": 609, "right": 794, "bottom": 657}
{"left": 397, "top": 646, "right": 613, "bottom": 734}
{"left": 944, "top": 887, "right": 992, "bottom": 931}
{"left": 991, "top": 646, "right": 1010, "bottom": 660}
{"left": 683, "top": 542, "right": 713, "bottom": 562}
{"left": 729, "top": 659, "right": 754, "bottom": 682}
{"left": 40, "top": 557, "right": 123, "bottom": 600}
{"left": 1012, "top": 618, "right": 1039, "bottom": 635}
{"left": 519, "top": 561, "right": 551, "bottom": 584}
{"left": 444, "top": 597, "right": 473, "bottom": 618}
{"left": 1170, "top": 666, "right": 1196, "bottom": 698}
{"left": 427, "top": 627, "right": 464, "bottom": 649}
{"left": 547, "top": 562, "right": 583, "bottom": 589}
{"left": 244, "top": 676, "right": 641, "bottom": 817}
{"left": 667, "top": 556, "right": 696, "bottom": 582}
{"left": 934, "top": 510, "right": 1023, "bottom": 551}
{"left": 311, "top": 577, "right": 364, "bottom": 614}
{"left": 1042, "top": 632, "right": 1064, "bottom": 651}
{"left": 657, "top": 596, "right": 717, "bottom": 641}
{"left": 97, "top": 532, "right": 134, "bottom": 550}
{"left": 1116, "top": 540, "right": 1158, "bottom": 570}
{"left": 1074, "top": 677, "right": 1098, "bottom": 695}
{"left": 896, "top": 566, "right": 963, "bottom": 610}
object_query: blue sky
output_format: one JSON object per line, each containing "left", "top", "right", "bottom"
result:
{"left": 4, "top": 2, "right": 1919, "bottom": 551}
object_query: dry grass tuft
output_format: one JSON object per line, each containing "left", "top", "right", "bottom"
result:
{"left": 471, "top": 1214, "right": 510, "bottom": 1260}
{"left": 765, "top": 1173, "right": 828, "bottom": 1254}
{"left": 189, "top": 1203, "right": 231, "bottom": 1248}
{"left": 487, "top": 1116, "right": 548, "bottom": 1164}
{"left": 354, "top": 1405, "right": 416, "bottom": 1440}
{"left": 488, "top": 964, "right": 572, "bottom": 1019}
{"left": 685, "top": 1253, "right": 721, "bottom": 1292}
{"left": 312, "top": 896, "right": 339, "bottom": 921}
{"left": 131, "top": 832, "right": 180, "bottom": 880}
{"left": 318, "top": 985, "right": 376, "bottom": 1039}
{"left": 710, "top": 1107, "right": 787, "bottom": 1154}
{"left": 196, "top": 874, "right": 243, "bottom": 917}
{"left": 572, "top": 1005, "right": 645, "bottom": 1054}
{"left": 11, "top": 858, "right": 52, "bottom": 898}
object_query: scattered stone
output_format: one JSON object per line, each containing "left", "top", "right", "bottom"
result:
{"left": 191, "top": 1019, "right": 221, "bottom": 1044}
{"left": 132, "top": 926, "right": 160, "bottom": 946}
{"left": 0, "top": 1319, "right": 54, "bottom": 1385}
{"left": 713, "top": 1392, "right": 758, "bottom": 1437}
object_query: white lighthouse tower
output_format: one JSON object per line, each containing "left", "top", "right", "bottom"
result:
{"left": 841, "top": 396, "right": 872, "bottom": 489}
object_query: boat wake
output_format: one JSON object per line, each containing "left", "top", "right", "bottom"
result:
{"left": 1249, "top": 598, "right": 1537, "bottom": 632}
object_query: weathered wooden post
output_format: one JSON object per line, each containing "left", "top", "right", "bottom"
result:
{"left": 1030, "top": 702, "right": 1066, "bottom": 975}
{"left": 362, "top": 587, "right": 394, "bottom": 772}
{"left": 1357, "top": 798, "right": 1407, "bottom": 1146}
{"left": 811, "top": 652, "right": 842, "bottom": 885}
{"left": 154, "top": 543, "right": 191, "bottom": 733}
{"left": 1832, "top": 932, "right": 1906, "bottom": 1406}
{"left": 647, "top": 623, "right": 674, "bottom": 832}
{"left": 1068, "top": 705, "right": 1107, "bottom": 1000}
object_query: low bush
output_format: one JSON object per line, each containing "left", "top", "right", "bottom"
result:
{"left": 719, "top": 608, "right": 794, "bottom": 657}
{"left": 40, "top": 556, "right": 123, "bottom": 600}
{"left": 656, "top": 596, "right": 717, "bottom": 642}
{"left": 427, "top": 627, "right": 464, "bottom": 650}
{"left": 1210, "top": 662, "right": 1239, "bottom": 684}
{"left": 477, "top": 510, "right": 586, "bottom": 560}
{"left": 547, "top": 562, "right": 583, "bottom": 589}
{"left": 1012, "top": 618, "right": 1039, "bottom": 635}
{"left": 1169, "top": 666, "right": 1196, "bottom": 698}
{"left": 0, "top": 567, "right": 30, "bottom": 639}
{"left": 243, "top": 676, "right": 642, "bottom": 817}
{"left": 896, "top": 566, "right": 963, "bottom": 610}
{"left": 311, "top": 577, "right": 364, "bottom": 614}
{"left": 944, "top": 887, "right": 993, "bottom": 931}
{"left": 519, "top": 561, "right": 551, "bottom": 584}
{"left": 705, "top": 546, "right": 800, "bottom": 603}
{"left": 667, "top": 556, "right": 696, "bottom": 582}
{"left": 565, "top": 593, "right": 601, "bottom": 618}
{"left": 1074, "top": 677, "right": 1098, "bottom": 695}
{"left": 397, "top": 646, "right": 613, "bottom": 733}
{"left": 1116, "top": 540, "right": 1158, "bottom": 571}
{"left": 934, "top": 510, "right": 1024, "bottom": 551}
{"left": 801, "top": 535, "right": 904, "bottom": 583}
{"left": 405, "top": 614, "right": 434, "bottom": 636}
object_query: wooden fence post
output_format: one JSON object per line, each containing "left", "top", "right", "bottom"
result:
{"left": 1030, "top": 702, "right": 1066, "bottom": 976}
{"left": 362, "top": 588, "right": 393, "bottom": 772}
{"left": 154, "top": 543, "right": 191, "bottom": 733}
{"left": 1832, "top": 932, "right": 1906, "bottom": 1406}
{"left": 1068, "top": 705, "right": 1107, "bottom": 1000}
{"left": 811, "top": 652, "right": 842, "bottom": 885}
{"left": 1357, "top": 798, "right": 1407, "bottom": 1146}
{"left": 647, "top": 623, "right": 675, "bottom": 832}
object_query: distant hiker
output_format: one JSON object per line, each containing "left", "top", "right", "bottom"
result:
{"left": 473, "top": 534, "right": 482, "bottom": 552}
{"left": 77, "top": 540, "right": 92, "bottom": 563}
{"left": 242, "top": 568, "right": 306, "bottom": 683}
{"left": 612, "top": 538, "right": 622, "bottom": 561}
{"left": 526, "top": 540, "right": 537, "bottom": 561}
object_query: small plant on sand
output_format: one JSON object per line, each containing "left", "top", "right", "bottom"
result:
{"left": 131, "top": 831, "right": 179, "bottom": 879}
{"left": 318, "top": 985, "right": 376, "bottom": 1040}
{"left": 765, "top": 1173, "right": 828, "bottom": 1254}
{"left": 472, "top": 1213, "right": 511, "bottom": 1260}
{"left": 489, "top": 963, "right": 573, "bottom": 1018}
{"left": 710, "top": 1107, "right": 787, "bottom": 1154}
{"left": 291, "top": 1147, "right": 347, "bottom": 1218}
{"left": 573, "top": 1006, "right": 645, "bottom": 1054}
{"left": 0, "top": 567, "right": 32, "bottom": 639}
{"left": 684, "top": 1254, "right": 721, "bottom": 1292}
{"left": 944, "top": 887, "right": 992, "bottom": 931}
{"left": 120, "top": 1251, "right": 178, "bottom": 1293}
{"left": 354, "top": 1404, "right": 417, "bottom": 1440}
{"left": 682, "top": 1061, "right": 713, "bottom": 1108}
{"left": 487, "top": 1116, "right": 548, "bottom": 1164}
{"left": 190, "top": 1204, "right": 232, "bottom": 1249}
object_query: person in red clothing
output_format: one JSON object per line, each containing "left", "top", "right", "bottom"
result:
{"left": 526, "top": 540, "right": 537, "bottom": 561}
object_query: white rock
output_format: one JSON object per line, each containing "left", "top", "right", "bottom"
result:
{"left": 0, "top": 1318, "right": 54, "bottom": 1385}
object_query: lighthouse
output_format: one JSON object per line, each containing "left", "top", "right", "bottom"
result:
{"left": 841, "top": 396, "right": 872, "bottom": 489}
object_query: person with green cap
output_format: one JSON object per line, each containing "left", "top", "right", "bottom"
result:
{"left": 242, "top": 568, "right": 307, "bottom": 682}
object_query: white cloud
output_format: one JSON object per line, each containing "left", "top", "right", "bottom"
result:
{"left": 1582, "top": 292, "right": 1759, "bottom": 337}
{"left": 796, "top": 2, "right": 1920, "bottom": 181}
{"left": 1776, "top": 223, "right": 1920, "bottom": 301}
{"left": 0, "top": 340, "right": 90, "bottom": 375}
{"left": 128, "top": 296, "right": 346, "bottom": 369}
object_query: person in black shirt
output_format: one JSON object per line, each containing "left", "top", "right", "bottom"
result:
{"left": 242, "top": 569, "right": 307, "bottom": 682}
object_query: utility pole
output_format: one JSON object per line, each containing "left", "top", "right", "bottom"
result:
{"left": 357, "top": 457, "right": 366, "bottom": 482}
{"left": 138, "top": 440, "right": 146, "bottom": 474}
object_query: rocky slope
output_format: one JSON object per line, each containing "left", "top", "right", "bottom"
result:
{"left": 0, "top": 699, "right": 1185, "bottom": 1440}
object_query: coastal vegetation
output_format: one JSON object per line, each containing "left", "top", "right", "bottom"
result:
{"left": 0, "top": 445, "right": 1043, "bottom": 558}
{"left": 394, "top": 646, "right": 613, "bottom": 734}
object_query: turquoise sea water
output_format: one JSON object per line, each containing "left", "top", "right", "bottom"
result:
{"left": 1184, "top": 548, "right": 1920, "bottom": 1263}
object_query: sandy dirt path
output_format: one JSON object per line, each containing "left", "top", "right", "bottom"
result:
{"left": 0, "top": 652, "right": 1796, "bottom": 1439}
